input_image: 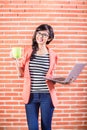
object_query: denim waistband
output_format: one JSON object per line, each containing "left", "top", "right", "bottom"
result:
{"left": 29, "top": 93, "right": 51, "bottom": 103}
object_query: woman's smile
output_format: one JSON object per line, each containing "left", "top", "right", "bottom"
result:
{"left": 36, "top": 31, "right": 49, "bottom": 45}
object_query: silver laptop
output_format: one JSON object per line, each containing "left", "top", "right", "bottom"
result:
{"left": 45, "top": 63, "right": 86, "bottom": 84}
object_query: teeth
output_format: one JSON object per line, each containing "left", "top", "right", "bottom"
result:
{"left": 40, "top": 39, "right": 43, "bottom": 42}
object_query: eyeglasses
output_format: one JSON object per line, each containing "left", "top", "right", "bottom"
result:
{"left": 37, "top": 32, "right": 49, "bottom": 38}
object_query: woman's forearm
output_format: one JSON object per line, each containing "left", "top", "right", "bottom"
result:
{"left": 18, "top": 67, "right": 24, "bottom": 77}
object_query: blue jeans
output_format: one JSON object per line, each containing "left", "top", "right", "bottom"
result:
{"left": 25, "top": 93, "right": 54, "bottom": 130}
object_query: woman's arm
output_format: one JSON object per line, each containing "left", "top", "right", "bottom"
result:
{"left": 15, "top": 59, "right": 24, "bottom": 77}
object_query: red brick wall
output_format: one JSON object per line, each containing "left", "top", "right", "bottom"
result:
{"left": 0, "top": 0, "right": 87, "bottom": 130}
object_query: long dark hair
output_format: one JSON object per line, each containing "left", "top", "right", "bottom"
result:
{"left": 31, "top": 24, "right": 54, "bottom": 56}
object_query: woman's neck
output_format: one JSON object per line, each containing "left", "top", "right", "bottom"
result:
{"left": 36, "top": 45, "right": 48, "bottom": 55}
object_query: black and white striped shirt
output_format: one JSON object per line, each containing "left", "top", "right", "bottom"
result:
{"left": 29, "top": 54, "right": 50, "bottom": 93}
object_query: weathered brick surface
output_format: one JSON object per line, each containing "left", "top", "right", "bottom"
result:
{"left": 0, "top": 0, "right": 87, "bottom": 130}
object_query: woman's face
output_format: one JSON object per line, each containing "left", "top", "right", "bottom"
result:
{"left": 36, "top": 30, "right": 49, "bottom": 45}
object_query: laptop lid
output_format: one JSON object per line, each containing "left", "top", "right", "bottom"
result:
{"left": 64, "top": 63, "right": 86, "bottom": 83}
{"left": 45, "top": 63, "right": 86, "bottom": 84}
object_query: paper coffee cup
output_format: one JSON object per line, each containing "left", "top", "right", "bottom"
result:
{"left": 12, "top": 47, "right": 21, "bottom": 59}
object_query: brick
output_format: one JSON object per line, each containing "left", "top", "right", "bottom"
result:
{"left": 0, "top": 0, "right": 87, "bottom": 129}
{"left": 0, "top": 128, "right": 4, "bottom": 130}
{"left": 5, "top": 128, "right": 20, "bottom": 130}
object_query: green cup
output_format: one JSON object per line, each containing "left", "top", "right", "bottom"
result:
{"left": 12, "top": 47, "right": 21, "bottom": 59}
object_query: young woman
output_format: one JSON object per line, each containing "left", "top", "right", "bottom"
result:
{"left": 18, "top": 24, "right": 58, "bottom": 130}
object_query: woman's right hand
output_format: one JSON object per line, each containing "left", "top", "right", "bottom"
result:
{"left": 10, "top": 50, "right": 16, "bottom": 60}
